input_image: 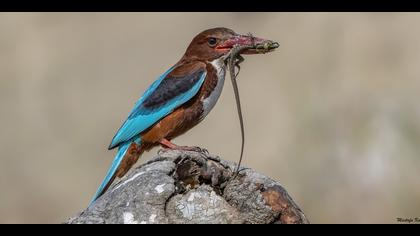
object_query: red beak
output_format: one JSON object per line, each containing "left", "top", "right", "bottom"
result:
{"left": 215, "top": 34, "right": 279, "bottom": 54}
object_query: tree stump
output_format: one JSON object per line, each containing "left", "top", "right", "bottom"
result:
{"left": 66, "top": 149, "right": 309, "bottom": 224}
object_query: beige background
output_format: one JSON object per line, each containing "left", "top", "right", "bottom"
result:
{"left": 1, "top": 13, "right": 420, "bottom": 223}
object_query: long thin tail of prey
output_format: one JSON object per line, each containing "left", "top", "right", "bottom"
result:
{"left": 90, "top": 137, "right": 141, "bottom": 205}
{"left": 227, "top": 46, "right": 251, "bottom": 175}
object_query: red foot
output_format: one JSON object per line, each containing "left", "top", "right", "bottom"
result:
{"left": 159, "top": 138, "right": 208, "bottom": 153}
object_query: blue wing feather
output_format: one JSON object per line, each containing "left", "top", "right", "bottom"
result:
{"left": 90, "top": 137, "right": 141, "bottom": 204}
{"left": 108, "top": 66, "right": 207, "bottom": 149}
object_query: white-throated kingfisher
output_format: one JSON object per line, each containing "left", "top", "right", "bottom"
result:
{"left": 91, "top": 27, "right": 276, "bottom": 203}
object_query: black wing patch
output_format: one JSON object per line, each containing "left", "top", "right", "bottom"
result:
{"left": 129, "top": 69, "right": 205, "bottom": 118}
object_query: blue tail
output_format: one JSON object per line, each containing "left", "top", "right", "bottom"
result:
{"left": 90, "top": 137, "right": 141, "bottom": 205}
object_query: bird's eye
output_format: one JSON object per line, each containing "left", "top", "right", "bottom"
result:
{"left": 207, "top": 37, "right": 217, "bottom": 47}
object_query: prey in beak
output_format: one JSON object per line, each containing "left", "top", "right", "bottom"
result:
{"left": 220, "top": 32, "right": 279, "bottom": 176}
{"left": 216, "top": 33, "right": 280, "bottom": 55}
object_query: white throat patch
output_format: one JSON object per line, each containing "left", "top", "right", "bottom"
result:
{"left": 200, "top": 57, "right": 227, "bottom": 119}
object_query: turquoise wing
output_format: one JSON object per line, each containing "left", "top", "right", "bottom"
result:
{"left": 108, "top": 66, "right": 207, "bottom": 149}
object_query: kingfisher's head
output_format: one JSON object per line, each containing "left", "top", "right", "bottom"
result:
{"left": 183, "top": 27, "right": 278, "bottom": 61}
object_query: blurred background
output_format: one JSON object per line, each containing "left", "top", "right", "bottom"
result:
{"left": 1, "top": 12, "right": 420, "bottom": 223}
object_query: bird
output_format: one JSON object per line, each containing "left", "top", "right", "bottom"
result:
{"left": 91, "top": 27, "right": 275, "bottom": 204}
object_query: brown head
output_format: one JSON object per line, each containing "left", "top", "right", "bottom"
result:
{"left": 182, "top": 27, "right": 278, "bottom": 62}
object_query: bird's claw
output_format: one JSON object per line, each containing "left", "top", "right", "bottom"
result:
{"left": 157, "top": 148, "right": 170, "bottom": 155}
{"left": 207, "top": 155, "right": 221, "bottom": 162}
{"left": 190, "top": 146, "right": 209, "bottom": 155}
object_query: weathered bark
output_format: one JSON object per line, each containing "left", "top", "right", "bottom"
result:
{"left": 66, "top": 149, "right": 309, "bottom": 224}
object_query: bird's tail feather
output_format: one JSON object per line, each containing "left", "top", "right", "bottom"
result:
{"left": 90, "top": 137, "right": 141, "bottom": 205}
